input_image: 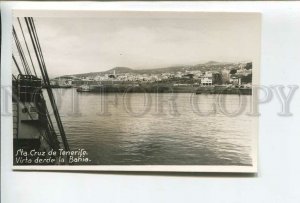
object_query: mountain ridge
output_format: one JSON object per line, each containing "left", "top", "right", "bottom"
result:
{"left": 59, "top": 61, "right": 250, "bottom": 78}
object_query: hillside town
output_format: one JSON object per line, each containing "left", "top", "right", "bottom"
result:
{"left": 50, "top": 62, "right": 253, "bottom": 88}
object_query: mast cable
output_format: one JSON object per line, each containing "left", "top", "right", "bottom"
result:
{"left": 25, "top": 17, "right": 70, "bottom": 151}
{"left": 13, "top": 27, "right": 32, "bottom": 75}
{"left": 17, "top": 17, "right": 37, "bottom": 76}
{"left": 12, "top": 55, "right": 23, "bottom": 75}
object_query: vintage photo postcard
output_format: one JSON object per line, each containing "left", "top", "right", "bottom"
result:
{"left": 11, "top": 10, "right": 260, "bottom": 172}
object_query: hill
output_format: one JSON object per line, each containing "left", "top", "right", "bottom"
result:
{"left": 60, "top": 61, "right": 245, "bottom": 78}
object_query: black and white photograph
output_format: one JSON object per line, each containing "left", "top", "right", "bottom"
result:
{"left": 11, "top": 11, "right": 260, "bottom": 172}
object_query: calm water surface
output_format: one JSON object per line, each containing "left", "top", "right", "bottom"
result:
{"left": 48, "top": 89, "right": 254, "bottom": 165}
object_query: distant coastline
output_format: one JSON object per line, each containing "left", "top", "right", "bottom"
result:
{"left": 49, "top": 61, "right": 253, "bottom": 95}
{"left": 44, "top": 83, "right": 252, "bottom": 95}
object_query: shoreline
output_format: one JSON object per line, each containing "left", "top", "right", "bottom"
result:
{"left": 73, "top": 85, "right": 252, "bottom": 95}
{"left": 44, "top": 84, "right": 252, "bottom": 95}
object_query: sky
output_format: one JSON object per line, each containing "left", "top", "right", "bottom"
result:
{"left": 13, "top": 12, "right": 261, "bottom": 77}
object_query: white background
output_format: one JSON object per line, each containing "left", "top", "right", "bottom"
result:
{"left": 1, "top": 1, "right": 300, "bottom": 203}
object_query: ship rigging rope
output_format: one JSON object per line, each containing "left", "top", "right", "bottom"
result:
{"left": 12, "top": 55, "right": 23, "bottom": 75}
{"left": 25, "top": 17, "right": 70, "bottom": 151}
{"left": 12, "top": 22, "right": 61, "bottom": 150}
{"left": 25, "top": 18, "right": 69, "bottom": 150}
{"left": 12, "top": 74, "right": 17, "bottom": 80}
{"left": 28, "top": 17, "right": 69, "bottom": 145}
{"left": 12, "top": 27, "right": 32, "bottom": 75}
{"left": 17, "top": 17, "right": 37, "bottom": 76}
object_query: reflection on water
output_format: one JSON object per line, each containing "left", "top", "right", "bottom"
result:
{"left": 48, "top": 89, "right": 253, "bottom": 165}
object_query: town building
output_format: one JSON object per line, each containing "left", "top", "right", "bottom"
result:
{"left": 230, "top": 75, "right": 242, "bottom": 86}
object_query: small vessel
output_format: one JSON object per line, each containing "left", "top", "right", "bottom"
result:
{"left": 77, "top": 84, "right": 91, "bottom": 92}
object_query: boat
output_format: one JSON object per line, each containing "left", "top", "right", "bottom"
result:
{"left": 77, "top": 84, "right": 91, "bottom": 92}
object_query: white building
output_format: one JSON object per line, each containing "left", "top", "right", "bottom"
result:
{"left": 200, "top": 72, "right": 213, "bottom": 86}
{"left": 201, "top": 76, "right": 213, "bottom": 86}
{"left": 230, "top": 76, "right": 241, "bottom": 86}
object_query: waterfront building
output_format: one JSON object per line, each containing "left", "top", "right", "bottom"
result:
{"left": 230, "top": 75, "right": 242, "bottom": 86}
{"left": 200, "top": 75, "right": 213, "bottom": 86}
